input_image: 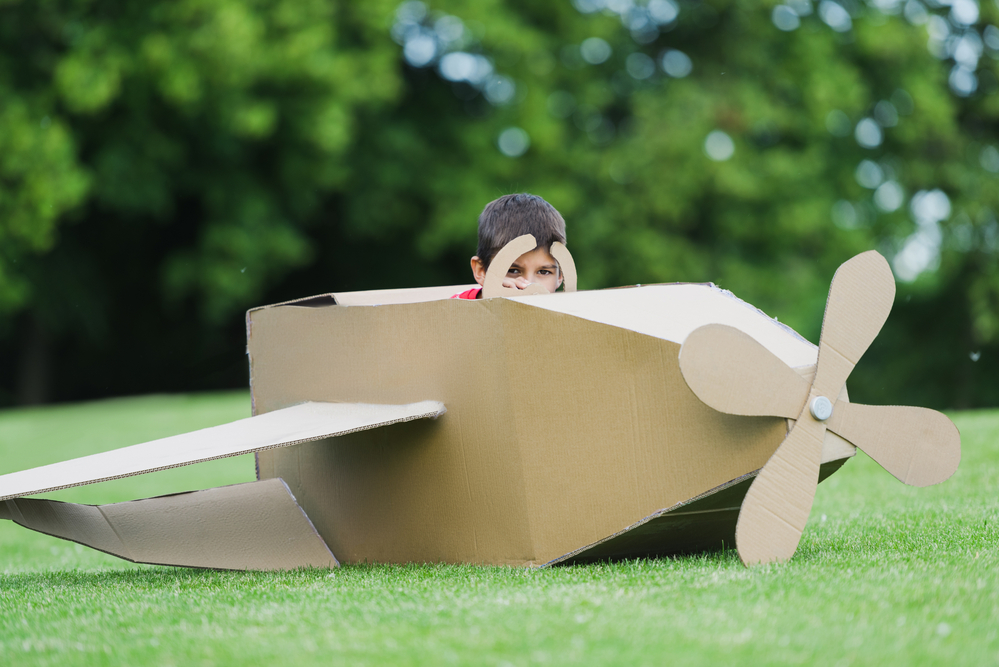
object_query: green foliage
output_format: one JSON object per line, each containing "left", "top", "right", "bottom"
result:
{"left": 0, "top": 99, "right": 90, "bottom": 313}
{"left": 1, "top": 393, "right": 998, "bottom": 665}
{"left": 1, "top": 0, "right": 401, "bottom": 324}
{"left": 0, "top": 0, "right": 997, "bottom": 407}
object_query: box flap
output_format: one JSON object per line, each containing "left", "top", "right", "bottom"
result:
{"left": 505, "top": 284, "right": 818, "bottom": 369}
{"left": 333, "top": 285, "right": 479, "bottom": 306}
{"left": 251, "top": 285, "right": 478, "bottom": 310}
{"left": 247, "top": 286, "right": 853, "bottom": 567}
{"left": 0, "top": 400, "right": 445, "bottom": 501}
{"left": 1, "top": 478, "right": 337, "bottom": 570}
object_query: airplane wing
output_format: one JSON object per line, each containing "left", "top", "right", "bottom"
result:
{"left": 0, "top": 478, "right": 338, "bottom": 570}
{"left": 0, "top": 400, "right": 446, "bottom": 501}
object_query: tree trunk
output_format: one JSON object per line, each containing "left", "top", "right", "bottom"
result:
{"left": 16, "top": 314, "right": 50, "bottom": 405}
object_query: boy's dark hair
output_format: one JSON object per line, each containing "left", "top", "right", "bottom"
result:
{"left": 476, "top": 193, "right": 567, "bottom": 269}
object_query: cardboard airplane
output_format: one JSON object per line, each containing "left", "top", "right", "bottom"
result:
{"left": 0, "top": 240, "right": 961, "bottom": 569}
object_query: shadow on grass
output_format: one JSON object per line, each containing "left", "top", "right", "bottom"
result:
{"left": 0, "top": 550, "right": 750, "bottom": 592}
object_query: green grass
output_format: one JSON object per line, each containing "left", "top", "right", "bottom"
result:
{"left": 1, "top": 393, "right": 997, "bottom": 666}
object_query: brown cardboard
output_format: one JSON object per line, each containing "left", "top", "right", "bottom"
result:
{"left": 248, "top": 281, "right": 852, "bottom": 567}
{"left": 553, "top": 458, "right": 849, "bottom": 565}
{"left": 550, "top": 242, "right": 577, "bottom": 293}
{"left": 1, "top": 479, "right": 336, "bottom": 570}
{"left": 680, "top": 324, "right": 959, "bottom": 487}
{"left": 678, "top": 251, "right": 960, "bottom": 565}
{"left": 0, "top": 400, "right": 445, "bottom": 501}
{"left": 825, "top": 403, "right": 960, "bottom": 487}
{"left": 4, "top": 249, "right": 954, "bottom": 571}
{"left": 481, "top": 235, "right": 578, "bottom": 297}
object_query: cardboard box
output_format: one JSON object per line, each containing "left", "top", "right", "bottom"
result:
{"left": 0, "top": 251, "right": 960, "bottom": 569}
{"left": 248, "top": 282, "right": 854, "bottom": 568}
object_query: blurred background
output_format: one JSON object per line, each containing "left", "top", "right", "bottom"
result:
{"left": 0, "top": 0, "right": 997, "bottom": 411}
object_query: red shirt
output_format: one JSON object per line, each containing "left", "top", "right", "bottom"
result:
{"left": 451, "top": 287, "right": 481, "bottom": 300}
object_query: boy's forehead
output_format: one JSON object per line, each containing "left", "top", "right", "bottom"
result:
{"left": 511, "top": 247, "right": 559, "bottom": 266}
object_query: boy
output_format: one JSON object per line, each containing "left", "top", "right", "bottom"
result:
{"left": 452, "top": 193, "right": 567, "bottom": 299}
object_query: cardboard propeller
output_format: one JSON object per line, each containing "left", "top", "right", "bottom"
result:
{"left": 481, "top": 234, "right": 577, "bottom": 297}
{"left": 678, "top": 250, "right": 961, "bottom": 566}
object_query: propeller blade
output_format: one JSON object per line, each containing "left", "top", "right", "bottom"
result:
{"left": 735, "top": 417, "right": 826, "bottom": 565}
{"left": 811, "top": 251, "right": 895, "bottom": 400}
{"left": 679, "top": 324, "right": 810, "bottom": 418}
{"left": 827, "top": 402, "right": 961, "bottom": 487}
{"left": 737, "top": 252, "right": 895, "bottom": 566}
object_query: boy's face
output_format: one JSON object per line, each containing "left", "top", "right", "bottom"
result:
{"left": 472, "top": 247, "right": 563, "bottom": 294}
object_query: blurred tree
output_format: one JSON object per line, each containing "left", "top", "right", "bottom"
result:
{"left": 348, "top": 0, "right": 999, "bottom": 408}
{"left": 0, "top": 0, "right": 997, "bottom": 409}
{"left": 0, "top": 0, "right": 402, "bottom": 401}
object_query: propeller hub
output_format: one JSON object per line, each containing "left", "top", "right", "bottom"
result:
{"left": 810, "top": 396, "right": 834, "bottom": 421}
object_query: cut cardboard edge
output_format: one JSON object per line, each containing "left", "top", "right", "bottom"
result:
{"left": 510, "top": 283, "right": 820, "bottom": 370}
{"left": 826, "top": 402, "right": 961, "bottom": 487}
{"left": 483, "top": 234, "right": 550, "bottom": 298}
{"left": 678, "top": 323, "right": 812, "bottom": 419}
{"left": 249, "top": 285, "right": 479, "bottom": 309}
{"left": 2, "top": 478, "right": 338, "bottom": 571}
{"left": 734, "top": 251, "right": 897, "bottom": 566}
{"left": 0, "top": 400, "right": 446, "bottom": 502}
{"left": 545, "top": 458, "right": 850, "bottom": 566}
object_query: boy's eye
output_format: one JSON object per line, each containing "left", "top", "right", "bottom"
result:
{"left": 538, "top": 269, "right": 552, "bottom": 275}
{"left": 507, "top": 268, "right": 521, "bottom": 275}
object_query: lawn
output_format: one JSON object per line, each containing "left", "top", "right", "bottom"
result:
{"left": 1, "top": 393, "right": 997, "bottom": 666}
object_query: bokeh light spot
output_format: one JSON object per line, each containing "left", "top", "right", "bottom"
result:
{"left": 855, "top": 118, "right": 883, "bottom": 149}
{"left": 818, "top": 1, "right": 852, "bottom": 32}
{"left": 832, "top": 200, "right": 860, "bottom": 229}
{"left": 874, "top": 181, "right": 905, "bottom": 212}
{"left": 950, "top": 0, "right": 980, "bottom": 26}
{"left": 949, "top": 66, "right": 978, "bottom": 97}
{"left": 788, "top": 0, "right": 814, "bottom": 16}
{"left": 497, "top": 127, "right": 530, "bottom": 157}
{"left": 648, "top": 0, "right": 679, "bottom": 25}
{"left": 572, "top": 0, "right": 606, "bottom": 13}
{"left": 580, "top": 37, "right": 612, "bottom": 64}
{"left": 903, "top": 0, "right": 928, "bottom": 24}
{"left": 772, "top": 6, "right": 801, "bottom": 31}
{"left": 661, "top": 50, "right": 692, "bottom": 77}
{"left": 704, "top": 130, "right": 735, "bottom": 161}
{"left": 874, "top": 100, "right": 899, "bottom": 127}
{"left": 984, "top": 25, "right": 999, "bottom": 51}
{"left": 871, "top": 0, "right": 903, "bottom": 14}
{"left": 484, "top": 75, "right": 516, "bottom": 105}
{"left": 606, "top": 0, "right": 635, "bottom": 15}
{"left": 912, "top": 189, "right": 951, "bottom": 226}
{"left": 981, "top": 145, "right": 999, "bottom": 172}
{"left": 403, "top": 32, "right": 437, "bottom": 67}
{"left": 626, "top": 52, "right": 656, "bottom": 79}
{"left": 895, "top": 190, "right": 949, "bottom": 282}
{"left": 434, "top": 15, "right": 466, "bottom": 45}
{"left": 953, "top": 32, "right": 983, "bottom": 70}
{"left": 855, "top": 160, "right": 884, "bottom": 189}
{"left": 439, "top": 52, "right": 477, "bottom": 81}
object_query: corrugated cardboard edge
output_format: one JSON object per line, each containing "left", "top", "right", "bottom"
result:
{"left": 1, "top": 478, "right": 338, "bottom": 571}
{"left": 544, "top": 459, "right": 848, "bottom": 567}
{"left": 0, "top": 401, "right": 447, "bottom": 502}
{"left": 250, "top": 284, "right": 479, "bottom": 310}
{"left": 247, "top": 284, "right": 844, "bottom": 566}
